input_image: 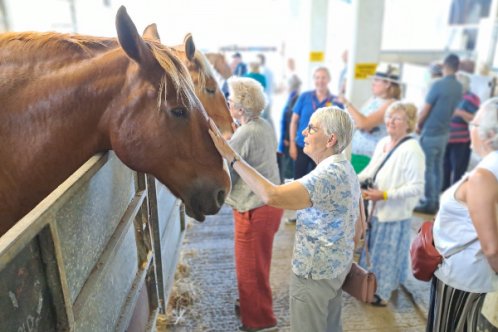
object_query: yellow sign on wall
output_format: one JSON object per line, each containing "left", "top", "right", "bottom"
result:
{"left": 354, "top": 63, "right": 378, "bottom": 79}
{"left": 309, "top": 51, "right": 324, "bottom": 62}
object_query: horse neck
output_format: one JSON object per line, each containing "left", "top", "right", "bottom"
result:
{"left": 2, "top": 48, "right": 128, "bottom": 178}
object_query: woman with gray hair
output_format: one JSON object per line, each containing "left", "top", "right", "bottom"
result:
{"left": 209, "top": 106, "right": 361, "bottom": 332}
{"left": 427, "top": 97, "right": 498, "bottom": 332}
{"left": 357, "top": 101, "right": 425, "bottom": 306}
{"left": 442, "top": 72, "right": 480, "bottom": 191}
{"left": 224, "top": 76, "right": 283, "bottom": 332}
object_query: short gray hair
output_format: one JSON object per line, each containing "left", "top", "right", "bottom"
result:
{"left": 311, "top": 106, "right": 354, "bottom": 154}
{"left": 228, "top": 76, "right": 267, "bottom": 119}
{"left": 478, "top": 97, "right": 498, "bottom": 150}
{"left": 313, "top": 66, "right": 331, "bottom": 80}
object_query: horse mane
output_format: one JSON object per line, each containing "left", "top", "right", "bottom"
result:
{"left": 0, "top": 32, "right": 198, "bottom": 111}
{"left": 0, "top": 32, "right": 118, "bottom": 62}
{"left": 149, "top": 41, "right": 198, "bottom": 111}
{"left": 170, "top": 45, "right": 215, "bottom": 91}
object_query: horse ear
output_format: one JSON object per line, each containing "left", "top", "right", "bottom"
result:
{"left": 115, "top": 6, "right": 153, "bottom": 65}
{"left": 143, "top": 23, "right": 161, "bottom": 42}
{"left": 184, "top": 33, "right": 196, "bottom": 61}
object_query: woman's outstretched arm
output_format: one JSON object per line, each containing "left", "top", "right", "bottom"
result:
{"left": 208, "top": 119, "right": 311, "bottom": 210}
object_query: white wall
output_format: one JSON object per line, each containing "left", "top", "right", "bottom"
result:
{"left": 382, "top": 0, "right": 453, "bottom": 51}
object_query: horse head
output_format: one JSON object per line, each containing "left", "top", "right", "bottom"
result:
{"left": 142, "top": 25, "right": 233, "bottom": 138}
{"left": 112, "top": 7, "right": 230, "bottom": 220}
{"left": 204, "top": 52, "right": 233, "bottom": 80}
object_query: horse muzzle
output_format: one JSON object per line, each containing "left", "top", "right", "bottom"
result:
{"left": 185, "top": 185, "right": 227, "bottom": 222}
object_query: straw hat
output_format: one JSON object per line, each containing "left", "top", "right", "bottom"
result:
{"left": 372, "top": 63, "right": 401, "bottom": 84}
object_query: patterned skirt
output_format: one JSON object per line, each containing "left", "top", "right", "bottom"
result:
{"left": 359, "top": 217, "right": 411, "bottom": 301}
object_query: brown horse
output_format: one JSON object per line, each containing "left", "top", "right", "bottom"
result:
{"left": 0, "top": 6, "right": 231, "bottom": 236}
{"left": 205, "top": 52, "right": 233, "bottom": 80}
{"left": 142, "top": 25, "right": 233, "bottom": 137}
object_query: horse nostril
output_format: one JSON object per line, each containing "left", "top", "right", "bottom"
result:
{"left": 217, "top": 189, "right": 226, "bottom": 206}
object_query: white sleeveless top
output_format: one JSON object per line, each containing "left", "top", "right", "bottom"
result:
{"left": 433, "top": 151, "right": 498, "bottom": 293}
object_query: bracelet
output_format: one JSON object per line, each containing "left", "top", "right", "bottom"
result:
{"left": 230, "top": 154, "right": 240, "bottom": 168}
{"left": 382, "top": 191, "right": 388, "bottom": 200}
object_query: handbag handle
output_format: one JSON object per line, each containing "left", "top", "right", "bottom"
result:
{"left": 356, "top": 197, "right": 372, "bottom": 267}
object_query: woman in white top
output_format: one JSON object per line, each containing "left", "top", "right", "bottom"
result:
{"left": 428, "top": 98, "right": 498, "bottom": 332}
{"left": 358, "top": 102, "right": 425, "bottom": 306}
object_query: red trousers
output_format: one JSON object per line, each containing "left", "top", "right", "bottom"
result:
{"left": 233, "top": 205, "right": 283, "bottom": 329}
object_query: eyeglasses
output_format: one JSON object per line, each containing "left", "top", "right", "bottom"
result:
{"left": 469, "top": 122, "right": 480, "bottom": 129}
{"left": 385, "top": 115, "right": 406, "bottom": 123}
{"left": 306, "top": 123, "right": 319, "bottom": 135}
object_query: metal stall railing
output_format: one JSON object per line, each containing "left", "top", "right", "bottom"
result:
{"left": 0, "top": 152, "right": 185, "bottom": 331}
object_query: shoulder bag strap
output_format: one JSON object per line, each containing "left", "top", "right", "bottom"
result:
{"left": 444, "top": 237, "right": 480, "bottom": 259}
{"left": 372, "top": 136, "right": 413, "bottom": 183}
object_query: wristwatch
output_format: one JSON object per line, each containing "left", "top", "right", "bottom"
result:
{"left": 230, "top": 154, "right": 240, "bottom": 168}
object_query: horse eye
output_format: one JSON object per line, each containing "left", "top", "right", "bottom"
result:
{"left": 171, "top": 107, "right": 187, "bottom": 118}
{"left": 206, "top": 87, "right": 216, "bottom": 95}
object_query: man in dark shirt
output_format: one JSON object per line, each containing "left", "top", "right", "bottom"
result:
{"left": 415, "top": 54, "right": 463, "bottom": 214}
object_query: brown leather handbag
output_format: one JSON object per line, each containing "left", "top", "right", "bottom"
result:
{"left": 342, "top": 262, "right": 377, "bottom": 303}
{"left": 410, "top": 221, "right": 442, "bottom": 281}
{"left": 342, "top": 198, "right": 377, "bottom": 303}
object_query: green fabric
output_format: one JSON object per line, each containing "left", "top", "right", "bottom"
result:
{"left": 351, "top": 154, "right": 371, "bottom": 174}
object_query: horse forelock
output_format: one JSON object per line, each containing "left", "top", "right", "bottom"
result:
{"left": 193, "top": 51, "right": 216, "bottom": 90}
{"left": 149, "top": 42, "right": 200, "bottom": 114}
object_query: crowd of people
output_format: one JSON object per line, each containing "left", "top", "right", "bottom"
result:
{"left": 205, "top": 51, "right": 497, "bottom": 332}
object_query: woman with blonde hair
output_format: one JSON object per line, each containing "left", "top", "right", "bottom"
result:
{"left": 358, "top": 101, "right": 425, "bottom": 306}
{"left": 225, "top": 76, "right": 282, "bottom": 332}
{"left": 340, "top": 63, "right": 402, "bottom": 173}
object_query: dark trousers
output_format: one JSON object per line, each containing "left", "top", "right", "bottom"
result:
{"left": 442, "top": 142, "right": 471, "bottom": 192}
{"left": 294, "top": 145, "right": 316, "bottom": 180}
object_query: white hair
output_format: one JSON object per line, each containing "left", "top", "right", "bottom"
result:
{"left": 311, "top": 106, "right": 354, "bottom": 154}
{"left": 227, "top": 76, "right": 267, "bottom": 119}
{"left": 478, "top": 97, "right": 498, "bottom": 150}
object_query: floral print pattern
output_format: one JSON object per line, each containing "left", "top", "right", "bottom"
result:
{"left": 294, "top": 155, "right": 361, "bottom": 279}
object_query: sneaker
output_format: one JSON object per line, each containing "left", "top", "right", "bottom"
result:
{"left": 234, "top": 298, "right": 240, "bottom": 316}
{"left": 285, "top": 218, "right": 296, "bottom": 225}
{"left": 239, "top": 324, "right": 278, "bottom": 332}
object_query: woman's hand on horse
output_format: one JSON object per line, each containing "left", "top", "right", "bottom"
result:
{"left": 208, "top": 118, "right": 237, "bottom": 162}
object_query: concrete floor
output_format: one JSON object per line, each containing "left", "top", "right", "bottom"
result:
{"left": 161, "top": 205, "right": 434, "bottom": 332}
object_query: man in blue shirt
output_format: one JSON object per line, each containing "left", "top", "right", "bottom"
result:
{"left": 231, "top": 52, "right": 248, "bottom": 77}
{"left": 415, "top": 54, "right": 463, "bottom": 214}
{"left": 289, "top": 67, "right": 343, "bottom": 180}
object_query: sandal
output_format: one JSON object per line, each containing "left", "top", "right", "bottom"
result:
{"left": 370, "top": 294, "right": 388, "bottom": 307}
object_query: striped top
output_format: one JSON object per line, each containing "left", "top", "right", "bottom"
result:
{"left": 448, "top": 93, "right": 480, "bottom": 144}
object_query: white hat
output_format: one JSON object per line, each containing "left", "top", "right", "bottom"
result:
{"left": 372, "top": 63, "right": 401, "bottom": 84}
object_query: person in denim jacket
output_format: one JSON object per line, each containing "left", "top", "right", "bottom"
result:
{"left": 208, "top": 106, "right": 361, "bottom": 332}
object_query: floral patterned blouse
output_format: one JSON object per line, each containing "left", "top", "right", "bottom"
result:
{"left": 294, "top": 154, "right": 361, "bottom": 279}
